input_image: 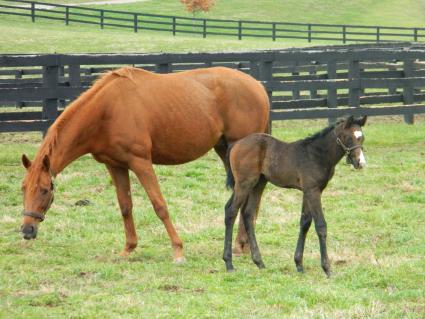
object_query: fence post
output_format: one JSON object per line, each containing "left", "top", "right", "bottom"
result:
{"left": 238, "top": 21, "right": 242, "bottom": 40}
{"left": 172, "top": 17, "right": 176, "bottom": 35}
{"left": 292, "top": 62, "right": 300, "bottom": 100}
{"left": 327, "top": 60, "right": 337, "bottom": 125}
{"left": 414, "top": 28, "right": 418, "bottom": 42}
{"left": 403, "top": 59, "right": 415, "bottom": 124}
{"left": 348, "top": 59, "right": 361, "bottom": 108}
{"left": 157, "top": 62, "right": 172, "bottom": 74}
{"left": 376, "top": 27, "right": 380, "bottom": 42}
{"left": 310, "top": 67, "right": 318, "bottom": 99}
{"left": 308, "top": 24, "right": 312, "bottom": 43}
{"left": 272, "top": 23, "right": 276, "bottom": 41}
{"left": 342, "top": 25, "right": 346, "bottom": 44}
{"left": 203, "top": 19, "right": 207, "bottom": 38}
{"left": 65, "top": 7, "right": 69, "bottom": 25}
{"left": 259, "top": 60, "right": 273, "bottom": 131}
{"left": 42, "top": 61, "right": 60, "bottom": 135}
{"left": 100, "top": 10, "right": 104, "bottom": 29}
{"left": 134, "top": 14, "right": 138, "bottom": 33}
{"left": 69, "top": 65, "right": 81, "bottom": 87}
{"left": 31, "top": 2, "right": 35, "bottom": 22}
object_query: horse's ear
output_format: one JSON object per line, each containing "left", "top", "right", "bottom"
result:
{"left": 42, "top": 155, "right": 50, "bottom": 172}
{"left": 357, "top": 115, "right": 367, "bottom": 127}
{"left": 344, "top": 115, "right": 354, "bottom": 129}
{"left": 22, "top": 154, "right": 32, "bottom": 170}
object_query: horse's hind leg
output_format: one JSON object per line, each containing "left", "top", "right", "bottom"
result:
{"left": 130, "top": 158, "right": 184, "bottom": 263}
{"left": 106, "top": 165, "right": 137, "bottom": 257}
{"left": 240, "top": 177, "right": 267, "bottom": 269}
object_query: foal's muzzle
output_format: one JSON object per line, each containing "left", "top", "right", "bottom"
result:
{"left": 21, "top": 224, "right": 38, "bottom": 240}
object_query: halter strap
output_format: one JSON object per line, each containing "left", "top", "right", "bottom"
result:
{"left": 22, "top": 211, "right": 45, "bottom": 222}
{"left": 336, "top": 137, "right": 362, "bottom": 155}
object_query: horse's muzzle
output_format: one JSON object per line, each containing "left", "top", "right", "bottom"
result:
{"left": 21, "top": 224, "right": 38, "bottom": 240}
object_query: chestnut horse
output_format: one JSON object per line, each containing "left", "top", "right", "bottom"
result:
{"left": 20, "top": 66, "right": 270, "bottom": 263}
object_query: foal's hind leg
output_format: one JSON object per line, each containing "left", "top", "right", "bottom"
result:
{"left": 240, "top": 177, "right": 267, "bottom": 269}
{"left": 223, "top": 188, "right": 250, "bottom": 271}
{"left": 130, "top": 158, "right": 184, "bottom": 263}
{"left": 214, "top": 138, "right": 250, "bottom": 256}
{"left": 106, "top": 165, "right": 137, "bottom": 257}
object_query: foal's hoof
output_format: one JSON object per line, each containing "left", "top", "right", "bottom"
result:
{"left": 173, "top": 257, "right": 186, "bottom": 265}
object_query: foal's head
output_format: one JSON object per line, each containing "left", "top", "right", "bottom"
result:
{"left": 335, "top": 116, "right": 367, "bottom": 169}
{"left": 20, "top": 154, "right": 54, "bottom": 240}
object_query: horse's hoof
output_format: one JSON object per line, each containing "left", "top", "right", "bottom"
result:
{"left": 173, "top": 257, "right": 186, "bottom": 264}
{"left": 296, "top": 265, "right": 304, "bottom": 273}
{"left": 119, "top": 250, "right": 131, "bottom": 258}
{"left": 226, "top": 267, "right": 235, "bottom": 273}
{"left": 232, "top": 247, "right": 242, "bottom": 256}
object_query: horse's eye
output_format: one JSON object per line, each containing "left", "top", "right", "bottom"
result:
{"left": 41, "top": 188, "right": 49, "bottom": 195}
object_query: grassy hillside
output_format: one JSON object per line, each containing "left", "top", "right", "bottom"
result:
{"left": 0, "top": 0, "right": 424, "bottom": 54}
{"left": 44, "top": 0, "right": 425, "bottom": 27}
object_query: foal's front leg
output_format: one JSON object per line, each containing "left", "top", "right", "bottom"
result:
{"left": 106, "top": 165, "right": 137, "bottom": 257}
{"left": 305, "top": 189, "right": 331, "bottom": 277}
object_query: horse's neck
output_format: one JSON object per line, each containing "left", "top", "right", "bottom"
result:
{"left": 308, "top": 129, "right": 345, "bottom": 168}
{"left": 43, "top": 105, "right": 98, "bottom": 176}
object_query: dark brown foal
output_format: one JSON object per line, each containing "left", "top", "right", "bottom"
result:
{"left": 223, "top": 116, "right": 367, "bottom": 276}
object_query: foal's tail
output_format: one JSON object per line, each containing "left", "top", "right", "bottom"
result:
{"left": 225, "top": 144, "right": 235, "bottom": 190}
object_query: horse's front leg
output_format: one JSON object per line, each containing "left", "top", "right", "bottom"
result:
{"left": 305, "top": 189, "right": 331, "bottom": 277}
{"left": 130, "top": 157, "right": 184, "bottom": 263}
{"left": 106, "top": 165, "right": 137, "bottom": 257}
{"left": 294, "top": 196, "right": 312, "bottom": 273}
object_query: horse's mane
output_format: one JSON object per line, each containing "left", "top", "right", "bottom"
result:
{"left": 29, "top": 70, "right": 119, "bottom": 178}
{"left": 301, "top": 119, "right": 345, "bottom": 145}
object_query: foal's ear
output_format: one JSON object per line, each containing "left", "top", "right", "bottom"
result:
{"left": 22, "top": 154, "right": 32, "bottom": 170}
{"left": 357, "top": 115, "right": 367, "bottom": 127}
{"left": 344, "top": 115, "right": 354, "bottom": 129}
{"left": 42, "top": 155, "right": 50, "bottom": 172}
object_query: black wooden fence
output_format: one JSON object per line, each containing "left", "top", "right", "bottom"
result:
{"left": 1, "top": 43, "right": 425, "bottom": 133}
{"left": 1, "top": 0, "right": 425, "bottom": 44}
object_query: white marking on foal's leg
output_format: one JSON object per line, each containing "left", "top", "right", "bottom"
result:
{"left": 354, "top": 130, "right": 363, "bottom": 139}
{"left": 359, "top": 150, "right": 366, "bottom": 168}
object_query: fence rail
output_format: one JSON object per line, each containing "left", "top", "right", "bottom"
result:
{"left": 1, "top": 43, "right": 425, "bottom": 133}
{"left": 1, "top": 0, "right": 425, "bottom": 44}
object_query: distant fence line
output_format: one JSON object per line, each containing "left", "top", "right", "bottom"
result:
{"left": 1, "top": 0, "right": 425, "bottom": 44}
{"left": 1, "top": 43, "right": 425, "bottom": 133}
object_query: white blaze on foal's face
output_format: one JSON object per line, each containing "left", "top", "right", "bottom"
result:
{"left": 354, "top": 130, "right": 363, "bottom": 139}
{"left": 353, "top": 129, "right": 366, "bottom": 168}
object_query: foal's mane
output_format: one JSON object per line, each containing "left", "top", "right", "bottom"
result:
{"left": 301, "top": 119, "right": 345, "bottom": 145}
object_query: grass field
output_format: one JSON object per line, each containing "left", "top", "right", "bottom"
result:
{"left": 1, "top": 117, "right": 424, "bottom": 318}
{"left": 1, "top": 1, "right": 425, "bottom": 317}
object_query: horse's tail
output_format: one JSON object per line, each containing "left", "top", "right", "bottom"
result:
{"left": 225, "top": 144, "right": 235, "bottom": 190}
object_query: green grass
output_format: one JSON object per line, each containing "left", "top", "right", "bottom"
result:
{"left": 1, "top": 117, "right": 424, "bottom": 318}
{"left": 1, "top": 0, "right": 425, "bottom": 54}
{"left": 28, "top": 0, "right": 425, "bottom": 27}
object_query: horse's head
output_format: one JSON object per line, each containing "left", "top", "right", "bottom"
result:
{"left": 20, "top": 154, "right": 54, "bottom": 240}
{"left": 336, "top": 115, "right": 367, "bottom": 169}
